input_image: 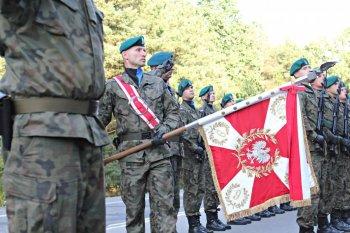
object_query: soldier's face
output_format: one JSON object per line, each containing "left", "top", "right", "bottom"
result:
{"left": 224, "top": 100, "right": 235, "bottom": 108}
{"left": 182, "top": 86, "right": 194, "bottom": 100}
{"left": 328, "top": 82, "right": 339, "bottom": 95}
{"left": 123, "top": 46, "right": 147, "bottom": 68}
{"left": 314, "top": 74, "right": 325, "bottom": 88}
{"left": 294, "top": 65, "right": 311, "bottom": 78}
{"left": 209, "top": 91, "right": 215, "bottom": 102}
{"left": 340, "top": 88, "right": 347, "bottom": 101}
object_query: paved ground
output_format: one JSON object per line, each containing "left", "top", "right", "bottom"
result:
{"left": 0, "top": 194, "right": 299, "bottom": 233}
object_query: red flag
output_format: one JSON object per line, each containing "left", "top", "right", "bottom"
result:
{"left": 200, "top": 86, "right": 312, "bottom": 220}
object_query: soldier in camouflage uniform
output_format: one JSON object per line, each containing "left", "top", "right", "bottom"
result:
{"left": 199, "top": 85, "right": 230, "bottom": 231}
{"left": 147, "top": 51, "right": 183, "bottom": 221}
{"left": 339, "top": 87, "right": 350, "bottom": 226}
{"left": 324, "top": 76, "right": 350, "bottom": 232}
{"left": 334, "top": 82, "right": 350, "bottom": 228}
{"left": 178, "top": 79, "right": 212, "bottom": 233}
{"left": 0, "top": 1, "right": 109, "bottom": 232}
{"left": 98, "top": 36, "right": 179, "bottom": 233}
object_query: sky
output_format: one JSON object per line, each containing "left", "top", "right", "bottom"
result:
{"left": 236, "top": 0, "right": 350, "bottom": 46}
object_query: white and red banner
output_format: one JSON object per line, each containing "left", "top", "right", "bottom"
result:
{"left": 199, "top": 86, "right": 315, "bottom": 220}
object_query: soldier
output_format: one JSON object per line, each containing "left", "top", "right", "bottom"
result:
{"left": 323, "top": 76, "right": 350, "bottom": 232}
{"left": 333, "top": 82, "right": 350, "bottom": 229}
{"left": 98, "top": 36, "right": 179, "bottom": 232}
{"left": 340, "top": 90, "right": 350, "bottom": 226}
{"left": 198, "top": 85, "right": 229, "bottom": 231}
{"left": 0, "top": 1, "right": 109, "bottom": 232}
{"left": 147, "top": 51, "right": 183, "bottom": 221}
{"left": 179, "top": 79, "right": 212, "bottom": 233}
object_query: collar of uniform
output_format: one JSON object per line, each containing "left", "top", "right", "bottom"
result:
{"left": 181, "top": 100, "right": 197, "bottom": 113}
{"left": 122, "top": 72, "right": 138, "bottom": 87}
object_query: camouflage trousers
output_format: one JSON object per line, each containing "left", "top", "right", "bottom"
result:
{"left": 297, "top": 151, "right": 325, "bottom": 228}
{"left": 119, "top": 158, "right": 176, "bottom": 233}
{"left": 170, "top": 155, "right": 183, "bottom": 219}
{"left": 318, "top": 155, "right": 335, "bottom": 215}
{"left": 3, "top": 136, "right": 105, "bottom": 233}
{"left": 342, "top": 153, "right": 350, "bottom": 210}
{"left": 204, "top": 158, "right": 220, "bottom": 212}
{"left": 182, "top": 156, "right": 205, "bottom": 216}
{"left": 332, "top": 152, "right": 348, "bottom": 211}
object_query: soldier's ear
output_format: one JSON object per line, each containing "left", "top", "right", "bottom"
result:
{"left": 121, "top": 51, "right": 128, "bottom": 60}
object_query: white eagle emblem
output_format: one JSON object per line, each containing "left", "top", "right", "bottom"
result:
{"left": 246, "top": 140, "right": 271, "bottom": 164}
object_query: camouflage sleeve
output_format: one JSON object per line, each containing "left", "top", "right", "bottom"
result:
{"left": 155, "top": 82, "right": 180, "bottom": 134}
{"left": 98, "top": 81, "right": 115, "bottom": 127}
{"left": 298, "top": 92, "right": 318, "bottom": 141}
{"left": 0, "top": 1, "right": 39, "bottom": 24}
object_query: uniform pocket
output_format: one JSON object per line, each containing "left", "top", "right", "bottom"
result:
{"left": 3, "top": 173, "right": 56, "bottom": 203}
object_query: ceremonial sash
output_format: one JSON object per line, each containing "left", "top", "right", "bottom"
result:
{"left": 114, "top": 75, "right": 160, "bottom": 130}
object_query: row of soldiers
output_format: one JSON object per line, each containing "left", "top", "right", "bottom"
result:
{"left": 291, "top": 58, "right": 350, "bottom": 233}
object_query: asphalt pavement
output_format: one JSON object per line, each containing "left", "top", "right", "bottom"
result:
{"left": 0, "top": 193, "right": 299, "bottom": 233}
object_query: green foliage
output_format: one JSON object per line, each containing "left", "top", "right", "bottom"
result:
{"left": 0, "top": 58, "right": 4, "bottom": 77}
{"left": 0, "top": 156, "right": 4, "bottom": 206}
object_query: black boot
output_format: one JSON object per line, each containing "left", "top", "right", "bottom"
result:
{"left": 268, "top": 205, "right": 285, "bottom": 214}
{"left": 258, "top": 209, "right": 275, "bottom": 218}
{"left": 188, "top": 215, "right": 213, "bottom": 233}
{"left": 317, "top": 216, "right": 343, "bottom": 233}
{"left": 212, "top": 211, "right": 231, "bottom": 230}
{"left": 227, "top": 217, "right": 252, "bottom": 225}
{"left": 246, "top": 214, "right": 261, "bottom": 221}
{"left": 280, "top": 202, "right": 296, "bottom": 211}
{"left": 343, "top": 209, "right": 350, "bottom": 225}
{"left": 331, "top": 210, "right": 350, "bottom": 231}
{"left": 206, "top": 211, "right": 226, "bottom": 231}
{"left": 299, "top": 226, "right": 315, "bottom": 233}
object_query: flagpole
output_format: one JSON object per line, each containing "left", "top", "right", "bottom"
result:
{"left": 104, "top": 73, "right": 315, "bottom": 165}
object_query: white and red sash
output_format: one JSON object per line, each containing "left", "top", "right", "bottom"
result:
{"left": 114, "top": 75, "right": 160, "bottom": 130}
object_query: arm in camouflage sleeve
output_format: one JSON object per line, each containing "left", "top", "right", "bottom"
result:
{"left": 154, "top": 82, "right": 181, "bottom": 134}
{"left": 299, "top": 92, "right": 319, "bottom": 141}
{"left": 0, "top": 0, "right": 39, "bottom": 24}
{"left": 179, "top": 107, "right": 201, "bottom": 153}
{"left": 98, "top": 81, "right": 115, "bottom": 128}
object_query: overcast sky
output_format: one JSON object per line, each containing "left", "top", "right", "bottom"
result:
{"left": 236, "top": 0, "right": 350, "bottom": 45}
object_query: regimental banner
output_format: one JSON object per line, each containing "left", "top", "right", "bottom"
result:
{"left": 199, "top": 85, "right": 315, "bottom": 221}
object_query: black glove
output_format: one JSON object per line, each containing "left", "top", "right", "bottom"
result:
{"left": 341, "top": 137, "right": 350, "bottom": 148}
{"left": 327, "top": 133, "right": 341, "bottom": 144}
{"left": 194, "top": 147, "right": 205, "bottom": 162}
{"left": 112, "top": 137, "right": 121, "bottom": 149}
{"left": 151, "top": 131, "right": 166, "bottom": 147}
{"left": 314, "top": 134, "right": 325, "bottom": 146}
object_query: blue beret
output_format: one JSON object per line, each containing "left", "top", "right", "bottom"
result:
{"left": 220, "top": 93, "right": 234, "bottom": 108}
{"left": 290, "top": 58, "right": 310, "bottom": 76}
{"left": 178, "top": 79, "right": 192, "bottom": 97}
{"left": 199, "top": 85, "right": 213, "bottom": 97}
{"left": 325, "top": 75, "right": 339, "bottom": 88}
{"left": 119, "top": 35, "right": 145, "bottom": 53}
{"left": 147, "top": 51, "right": 173, "bottom": 67}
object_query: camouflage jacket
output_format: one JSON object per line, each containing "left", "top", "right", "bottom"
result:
{"left": 199, "top": 102, "right": 216, "bottom": 117}
{"left": 323, "top": 93, "right": 340, "bottom": 154}
{"left": 299, "top": 84, "right": 320, "bottom": 151}
{"left": 179, "top": 101, "right": 203, "bottom": 158}
{"left": 0, "top": 0, "right": 109, "bottom": 146}
{"left": 98, "top": 72, "right": 180, "bottom": 163}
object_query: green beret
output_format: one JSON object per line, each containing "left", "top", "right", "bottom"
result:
{"left": 325, "top": 75, "right": 339, "bottom": 88}
{"left": 119, "top": 35, "right": 145, "bottom": 53}
{"left": 147, "top": 51, "right": 173, "bottom": 67}
{"left": 290, "top": 58, "right": 310, "bottom": 76}
{"left": 178, "top": 79, "right": 192, "bottom": 97}
{"left": 199, "top": 85, "right": 213, "bottom": 97}
{"left": 220, "top": 93, "right": 234, "bottom": 108}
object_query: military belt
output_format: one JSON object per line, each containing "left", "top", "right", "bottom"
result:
{"left": 120, "top": 131, "right": 179, "bottom": 142}
{"left": 13, "top": 97, "right": 99, "bottom": 116}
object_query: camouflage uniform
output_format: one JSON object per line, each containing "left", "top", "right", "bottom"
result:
{"left": 180, "top": 101, "right": 205, "bottom": 217}
{"left": 0, "top": 1, "right": 109, "bottom": 232}
{"left": 98, "top": 72, "right": 179, "bottom": 233}
{"left": 341, "top": 101, "right": 350, "bottom": 211}
{"left": 199, "top": 102, "right": 220, "bottom": 213}
{"left": 297, "top": 84, "right": 327, "bottom": 228}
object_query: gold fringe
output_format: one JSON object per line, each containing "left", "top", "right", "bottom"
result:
{"left": 291, "top": 199, "right": 312, "bottom": 208}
